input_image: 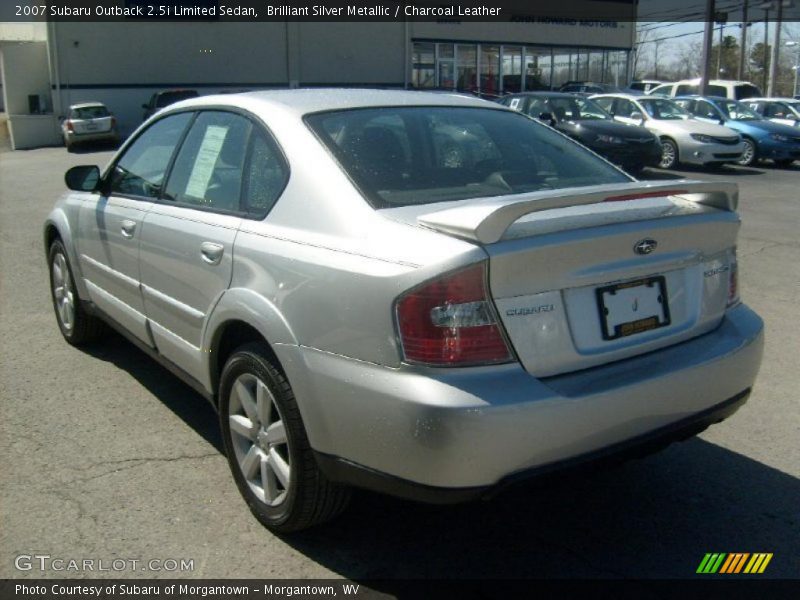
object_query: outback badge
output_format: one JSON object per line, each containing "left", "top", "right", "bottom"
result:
{"left": 633, "top": 238, "right": 658, "bottom": 255}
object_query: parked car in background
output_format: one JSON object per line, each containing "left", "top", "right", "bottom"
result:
{"left": 142, "top": 89, "right": 199, "bottom": 120}
{"left": 44, "top": 89, "right": 763, "bottom": 532}
{"left": 744, "top": 98, "right": 800, "bottom": 128}
{"left": 558, "top": 81, "right": 619, "bottom": 95}
{"left": 648, "top": 79, "right": 762, "bottom": 101}
{"left": 61, "top": 102, "right": 120, "bottom": 152}
{"left": 592, "top": 93, "right": 744, "bottom": 169}
{"left": 628, "top": 80, "right": 662, "bottom": 94}
{"left": 675, "top": 96, "right": 800, "bottom": 167}
{"left": 498, "top": 92, "right": 662, "bottom": 173}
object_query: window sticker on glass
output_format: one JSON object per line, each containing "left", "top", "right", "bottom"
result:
{"left": 185, "top": 125, "right": 228, "bottom": 200}
{"left": 509, "top": 98, "right": 521, "bottom": 110}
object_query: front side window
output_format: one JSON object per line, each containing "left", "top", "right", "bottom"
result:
{"left": 306, "top": 106, "right": 629, "bottom": 208}
{"left": 638, "top": 98, "right": 691, "bottom": 120}
{"left": 593, "top": 96, "right": 615, "bottom": 112}
{"left": 546, "top": 97, "right": 610, "bottom": 121}
{"left": 109, "top": 112, "right": 193, "bottom": 198}
{"left": 695, "top": 101, "right": 721, "bottom": 120}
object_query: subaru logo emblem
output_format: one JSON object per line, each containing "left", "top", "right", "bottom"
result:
{"left": 634, "top": 238, "right": 658, "bottom": 255}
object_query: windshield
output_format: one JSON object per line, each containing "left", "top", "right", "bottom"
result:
{"left": 547, "top": 97, "right": 610, "bottom": 121}
{"left": 639, "top": 98, "right": 691, "bottom": 120}
{"left": 71, "top": 106, "right": 109, "bottom": 119}
{"left": 719, "top": 100, "right": 761, "bottom": 120}
{"left": 306, "top": 107, "right": 629, "bottom": 208}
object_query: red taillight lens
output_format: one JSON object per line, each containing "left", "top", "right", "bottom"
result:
{"left": 65, "top": 120, "right": 74, "bottom": 132}
{"left": 395, "top": 263, "right": 513, "bottom": 366}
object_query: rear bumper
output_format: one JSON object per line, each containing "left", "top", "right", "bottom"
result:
{"left": 64, "top": 130, "right": 119, "bottom": 144}
{"left": 278, "top": 304, "right": 763, "bottom": 493}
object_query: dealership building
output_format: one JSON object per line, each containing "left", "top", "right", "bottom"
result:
{"left": 0, "top": 18, "right": 635, "bottom": 149}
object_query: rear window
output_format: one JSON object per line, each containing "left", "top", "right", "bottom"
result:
{"left": 71, "top": 106, "right": 109, "bottom": 119}
{"left": 305, "top": 107, "right": 629, "bottom": 208}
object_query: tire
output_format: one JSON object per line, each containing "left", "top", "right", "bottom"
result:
{"left": 658, "top": 138, "right": 679, "bottom": 169}
{"left": 737, "top": 138, "right": 757, "bottom": 167}
{"left": 774, "top": 159, "right": 795, "bottom": 168}
{"left": 219, "top": 342, "right": 351, "bottom": 533}
{"left": 48, "top": 239, "right": 106, "bottom": 345}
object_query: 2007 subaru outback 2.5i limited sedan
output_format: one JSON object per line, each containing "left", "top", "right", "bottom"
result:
{"left": 45, "top": 90, "right": 764, "bottom": 532}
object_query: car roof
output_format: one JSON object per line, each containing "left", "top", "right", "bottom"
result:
{"left": 590, "top": 93, "right": 642, "bottom": 100}
{"left": 169, "top": 88, "right": 496, "bottom": 117}
{"left": 69, "top": 102, "right": 107, "bottom": 109}
{"left": 747, "top": 97, "right": 799, "bottom": 102}
{"left": 507, "top": 92, "right": 581, "bottom": 99}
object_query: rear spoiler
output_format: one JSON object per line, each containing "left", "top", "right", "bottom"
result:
{"left": 416, "top": 180, "right": 738, "bottom": 244}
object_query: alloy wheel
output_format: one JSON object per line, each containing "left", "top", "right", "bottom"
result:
{"left": 659, "top": 141, "right": 677, "bottom": 169}
{"left": 228, "top": 373, "right": 291, "bottom": 506}
{"left": 51, "top": 252, "right": 75, "bottom": 332}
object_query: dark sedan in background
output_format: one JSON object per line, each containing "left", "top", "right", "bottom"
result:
{"left": 498, "top": 92, "right": 662, "bottom": 174}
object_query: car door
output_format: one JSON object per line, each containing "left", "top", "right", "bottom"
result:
{"left": 137, "top": 110, "right": 287, "bottom": 383}
{"left": 77, "top": 112, "right": 193, "bottom": 345}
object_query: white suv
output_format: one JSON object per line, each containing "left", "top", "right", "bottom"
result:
{"left": 649, "top": 79, "right": 762, "bottom": 101}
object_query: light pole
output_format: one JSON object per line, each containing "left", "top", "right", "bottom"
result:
{"left": 788, "top": 41, "right": 800, "bottom": 97}
{"left": 758, "top": 0, "right": 795, "bottom": 96}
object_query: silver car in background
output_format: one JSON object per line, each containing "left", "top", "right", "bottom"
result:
{"left": 61, "top": 102, "right": 120, "bottom": 151}
{"left": 44, "top": 90, "right": 764, "bottom": 532}
{"left": 592, "top": 93, "right": 745, "bottom": 169}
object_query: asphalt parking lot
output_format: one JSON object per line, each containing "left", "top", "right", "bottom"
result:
{"left": 1, "top": 146, "right": 798, "bottom": 587}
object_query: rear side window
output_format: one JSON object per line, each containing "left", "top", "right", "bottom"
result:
{"left": 676, "top": 84, "right": 697, "bottom": 96}
{"left": 306, "top": 106, "right": 629, "bottom": 208}
{"left": 708, "top": 85, "right": 727, "bottom": 97}
{"left": 735, "top": 84, "right": 761, "bottom": 100}
{"left": 164, "top": 111, "right": 252, "bottom": 212}
{"left": 110, "top": 112, "right": 193, "bottom": 199}
{"left": 243, "top": 129, "right": 289, "bottom": 217}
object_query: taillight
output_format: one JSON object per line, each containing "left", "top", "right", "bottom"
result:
{"left": 727, "top": 252, "right": 740, "bottom": 308}
{"left": 395, "top": 263, "right": 513, "bottom": 366}
{"left": 65, "top": 120, "right": 74, "bottom": 132}
{"left": 111, "top": 117, "right": 117, "bottom": 128}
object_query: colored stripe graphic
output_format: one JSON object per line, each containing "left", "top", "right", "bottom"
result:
{"left": 697, "top": 553, "right": 728, "bottom": 573}
{"left": 701, "top": 552, "right": 773, "bottom": 574}
{"left": 744, "top": 553, "right": 773, "bottom": 574}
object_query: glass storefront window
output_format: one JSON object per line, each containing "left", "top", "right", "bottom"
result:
{"left": 502, "top": 46, "right": 523, "bottom": 93}
{"left": 524, "top": 47, "right": 553, "bottom": 91}
{"left": 456, "top": 45, "right": 477, "bottom": 93}
{"left": 413, "top": 41, "right": 628, "bottom": 93}
{"left": 480, "top": 45, "right": 501, "bottom": 97}
{"left": 437, "top": 43, "right": 455, "bottom": 89}
{"left": 412, "top": 42, "right": 435, "bottom": 88}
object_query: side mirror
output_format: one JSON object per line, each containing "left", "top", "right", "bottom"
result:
{"left": 65, "top": 165, "right": 100, "bottom": 192}
{"left": 630, "top": 111, "right": 643, "bottom": 122}
{"left": 538, "top": 112, "right": 557, "bottom": 126}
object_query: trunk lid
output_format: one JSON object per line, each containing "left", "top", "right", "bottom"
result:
{"left": 72, "top": 116, "right": 113, "bottom": 134}
{"left": 383, "top": 180, "right": 740, "bottom": 377}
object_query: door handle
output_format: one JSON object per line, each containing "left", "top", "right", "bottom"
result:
{"left": 120, "top": 219, "right": 136, "bottom": 239}
{"left": 200, "top": 242, "right": 225, "bottom": 265}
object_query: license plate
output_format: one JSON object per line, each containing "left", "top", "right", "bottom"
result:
{"left": 595, "top": 276, "right": 671, "bottom": 341}
{"left": 84, "top": 122, "right": 98, "bottom": 131}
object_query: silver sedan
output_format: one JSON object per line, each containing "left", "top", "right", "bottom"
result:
{"left": 44, "top": 90, "right": 764, "bottom": 531}
{"left": 592, "top": 93, "right": 745, "bottom": 169}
